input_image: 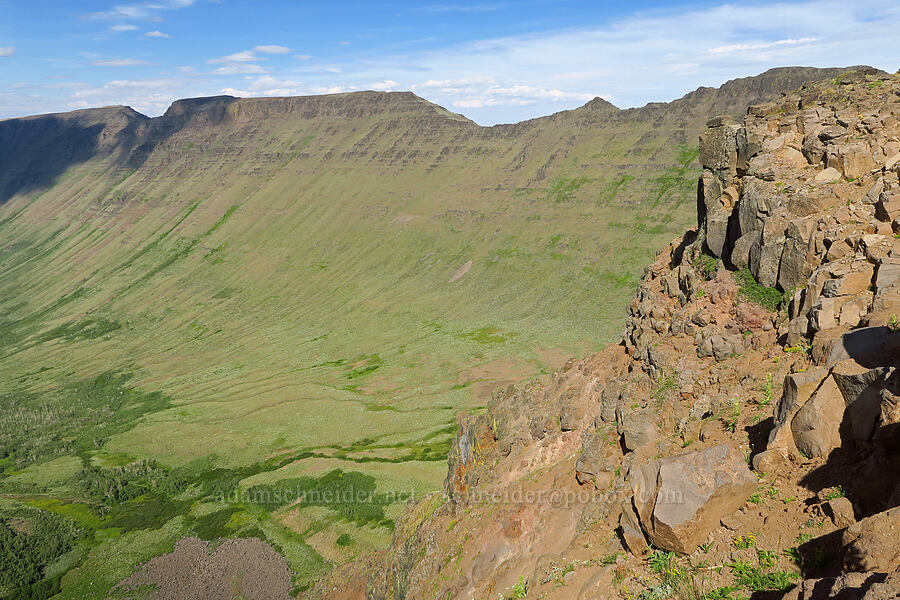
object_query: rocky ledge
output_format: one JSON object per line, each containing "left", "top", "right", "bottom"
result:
{"left": 308, "top": 68, "right": 900, "bottom": 600}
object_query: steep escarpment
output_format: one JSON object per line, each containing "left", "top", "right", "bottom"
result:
{"left": 0, "top": 67, "right": 874, "bottom": 597}
{"left": 310, "top": 68, "right": 900, "bottom": 600}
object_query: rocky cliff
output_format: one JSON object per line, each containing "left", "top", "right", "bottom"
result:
{"left": 310, "top": 67, "right": 900, "bottom": 600}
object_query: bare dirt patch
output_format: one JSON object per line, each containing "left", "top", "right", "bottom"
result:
{"left": 448, "top": 260, "right": 472, "bottom": 283}
{"left": 109, "top": 537, "right": 292, "bottom": 600}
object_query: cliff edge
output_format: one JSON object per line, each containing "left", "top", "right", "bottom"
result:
{"left": 309, "top": 67, "right": 900, "bottom": 600}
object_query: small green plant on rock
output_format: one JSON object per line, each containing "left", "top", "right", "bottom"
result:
{"left": 735, "top": 269, "right": 784, "bottom": 311}
{"left": 758, "top": 374, "right": 774, "bottom": 407}
{"left": 502, "top": 575, "right": 528, "bottom": 599}
{"left": 824, "top": 486, "right": 845, "bottom": 500}
{"left": 730, "top": 555, "right": 798, "bottom": 593}
{"left": 692, "top": 254, "right": 720, "bottom": 279}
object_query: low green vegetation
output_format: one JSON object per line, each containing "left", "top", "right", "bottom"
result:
{"left": 735, "top": 269, "right": 784, "bottom": 311}
{"left": 0, "top": 373, "right": 171, "bottom": 469}
{"left": 0, "top": 508, "right": 81, "bottom": 599}
{"left": 546, "top": 176, "right": 591, "bottom": 203}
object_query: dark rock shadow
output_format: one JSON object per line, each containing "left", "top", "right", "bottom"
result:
{"left": 745, "top": 416, "right": 774, "bottom": 463}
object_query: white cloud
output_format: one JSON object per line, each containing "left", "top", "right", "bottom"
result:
{"left": 85, "top": 0, "right": 199, "bottom": 21}
{"left": 66, "top": 77, "right": 198, "bottom": 115}
{"left": 110, "top": 24, "right": 139, "bottom": 32}
{"left": 707, "top": 37, "right": 818, "bottom": 55}
{"left": 369, "top": 80, "right": 399, "bottom": 91}
{"left": 254, "top": 45, "right": 291, "bottom": 54}
{"left": 145, "top": 30, "right": 170, "bottom": 38}
{"left": 329, "top": 0, "right": 900, "bottom": 123}
{"left": 92, "top": 58, "right": 156, "bottom": 67}
{"left": 212, "top": 64, "right": 266, "bottom": 75}
{"left": 0, "top": 46, "right": 14, "bottom": 57}
{"left": 7, "top": 0, "right": 900, "bottom": 124}
{"left": 415, "top": 3, "right": 506, "bottom": 12}
{"left": 208, "top": 50, "right": 259, "bottom": 63}
{"left": 208, "top": 46, "right": 290, "bottom": 66}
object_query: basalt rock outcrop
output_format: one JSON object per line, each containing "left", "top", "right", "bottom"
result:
{"left": 308, "top": 69, "right": 900, "bottom": 600}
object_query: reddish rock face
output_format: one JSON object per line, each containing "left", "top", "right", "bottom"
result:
{"left": 631, "top": 444, "right": 757, "bottom": 554}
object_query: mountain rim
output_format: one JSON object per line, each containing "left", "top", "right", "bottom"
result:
{"left": 310, "top": 68, "right": 900, "bottom": 600}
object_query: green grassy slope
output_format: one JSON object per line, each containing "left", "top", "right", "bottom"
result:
{"left": 0, "top": 67, "right": 850, "bottom": 596}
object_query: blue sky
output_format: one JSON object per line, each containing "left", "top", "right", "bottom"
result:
{"left": 0, "top": 0, "right": 898, "bottom": 125}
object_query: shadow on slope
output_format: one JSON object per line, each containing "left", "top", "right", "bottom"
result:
{"left": 0, "top": 107, "right": 149, "bottom": 204}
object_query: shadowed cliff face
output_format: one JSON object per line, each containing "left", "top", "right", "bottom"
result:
{"left": 0, "top": 66, "right": 878, "bottom": 596}
{"left": 0, "top": 106, "right": 147, "bottom": 204}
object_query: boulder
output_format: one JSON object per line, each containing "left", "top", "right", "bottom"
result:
{"left": 824, "top": 496, "right": 856, "bottom": 528}
{"left": 575, "top": 431, "right": 615, "bottom": 488}
{"left": 618, "top": 500, "right": 647, "bottom": 554}
{"left": 631, "top": 445, "right": 756, "bottom": 554}
{"left": 823, "top": 264, "right": 876, "bottom": 298}
{"left": 815, "top": 167, "right": 843, "bottom": 184}
{"left": 843, "top": 507, "right": 900, "bottom": 573}
{"left": 832, "top": 360, "right": 892, "bottom": 441}
{"left": 839, "top": 292, "right": 874, "bottom": 328}
{"left": 791, "top": 374, "right": 844, "bottom": 457}
{"left": 886, "top": 152, "right": 900, "bottom": 170}
{"left": 778, "top": 146, "right": 809, "bottom": 168}
{"left": 875, "top": 259, "right": 900, "bottom": 293}
{"left": 696, "top": 328, "right": 745, "bottom": 361}
{"left": 699, "top": 120, "right": 740, "bottom": 174}
{"left": 616, "top": 407, "right": 658, "bottom": 452}
{"left": 859, "top": 234, "right": 892, "bottom": 262}
{"left": 730, "top": 233, "right": 755, "bottom": 270}
{"left": 783, "top": 569, "right": 900, "bottom": 600}
{"left": 825, "top": 327, "right": 900, "bottom": 369}
{"left": 767, "top": 368, "right": 829, "bottom": 457}
{"left": 828, "top": 141, "right": 877, "bottom": 179}
{"left": 749, "top": 215, "right": 788, "bottom": 288}
{"left": 875, "top": 194, "right": 900, "bottom": 222}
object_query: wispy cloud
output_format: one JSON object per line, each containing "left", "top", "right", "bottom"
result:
{"left": 208, "top": 50, "right": 258, "bottom": 63}
{"left": 415, "top": 3, "right": 506, "bottom": 12}
{"left": 369, "top": 80, "right": 398, "bottom": 91}
{"left": 212, "top": 64, "right": 267, "bottom": 75}
{"left": 255, "top": 45, "right": 291, "bottom": 54}
{"left": 85, "top": 0, "right": 199, "bottom": 21}
{"left": 145, "top": 30, "right": 170, "bottom": 38}
{"left": 92, "top": 58, "right": 156, "bottom": 67}
{"left": 707, "top": 37, "right": 818, "bottom": 55}
{"left": 110, "top": 24, "right": 139, "bottom": 32}
{"left": 343, "top": 0, "right": 900, "bottom": 122}
{"left": 208, "top": 46, "right": 290, "bottom": 65}
{"left": 9, "top": 0, "right": 900, "bottom": 124}
{"left": 0, "top": 46, "right": 14, "bottom": 57}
